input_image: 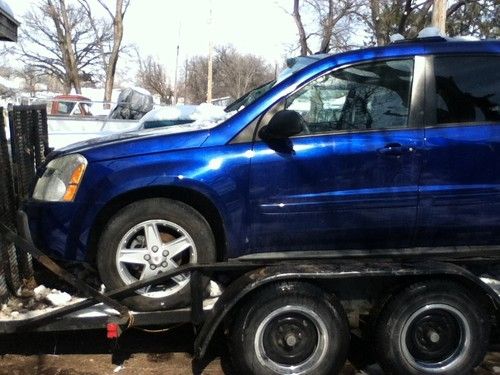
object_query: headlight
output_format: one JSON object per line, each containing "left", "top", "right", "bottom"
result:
{"left": 33, "top": 154, "right": 88, "bottom": 202}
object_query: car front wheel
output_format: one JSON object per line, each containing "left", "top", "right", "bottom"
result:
{"left": 97, "top": 198, "right": 216, "bottom": 311}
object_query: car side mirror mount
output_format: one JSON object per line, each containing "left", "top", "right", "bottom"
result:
{"left": 258, "top": 110, "right": 304, "bottom": 140}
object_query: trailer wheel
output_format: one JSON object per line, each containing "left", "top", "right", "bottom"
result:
{"left": 97, "top": 198, "right": 215, "bottom": 311}
{"left": 376, "top": 280, "right": 490, "bottom": 375}
{"left": 229, "top": 281, "right": 349, "bottom": 375}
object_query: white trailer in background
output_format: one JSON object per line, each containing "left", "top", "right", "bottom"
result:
{"left": 46, "top": 117, "right": 139, "bottom": 150}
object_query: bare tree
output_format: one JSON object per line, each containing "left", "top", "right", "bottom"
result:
{"left": 360, "top": 0, "right": 498, "bottom": 46}
{"left": 19, "top": 65, "right": 41, "bottom": 97}
{"left": 445, "top": 0, "right": 499, "bottom": 39}
{"left": 18, "top": 0, "right": 112, "bottom": 93}
{"left": 291, "top": 0, "right": 361, "bottom": 55}
{"left": 79, "top": 0, "right": 130, "bottom": 103}
{"left": 214, "top": 46, "right": 274, "bottom": 100}
{"left": 183, "top": 46, "right": 275, "bottom": 104}
{"left": 183, "top": 56, "right": 208, "bottom": 104}
{"left": 136, "top": 56, "right": 173, "bottom": 104}
{"left": 293, "top": 0, "right": 311, "bottom": 55}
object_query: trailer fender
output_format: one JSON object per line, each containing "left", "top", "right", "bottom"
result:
{"left": 194, "top": 260, "right": 500, "bottom": 358}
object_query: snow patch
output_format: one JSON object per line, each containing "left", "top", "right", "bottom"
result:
{"left": 140, "top": 105, "right": 199, "bottom": 122}
{"left": 188, "top": 103, "right": 236, "bottom": 128}
{"left": 46, "top": 290, "right": 72, "bottom": 306}
{"left": 208, "top": 280, "right": 223, "bottom": 298}
{"left": 34, "top": 285, "right": 50, "bottom": 301}
{"left": 418, "top": 27, "right": 445, "bottom": 38}
{"left": 137, "top": 103, "right": 236, "bottom": 131}
{"left": 0, "top": 285, "right": 83, "bottom": 321}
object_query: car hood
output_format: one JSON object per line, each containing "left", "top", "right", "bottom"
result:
{"left": 52, "top": 122, "right": 216, "bottom": 162}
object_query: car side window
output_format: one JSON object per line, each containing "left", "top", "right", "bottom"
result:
{"left": 434, "top": 56, "right": 500, "bottom": 124}
{"left": 58, "top": 102, "right": 75, "bottom": 115}
{"left": 282, "top": 59, "right": 414, "bottom": 135}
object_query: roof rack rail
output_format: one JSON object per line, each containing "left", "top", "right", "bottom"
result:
{"left": 390, "top": 27, "right": 448, "bottom": 44}
{"left": 391, "top": 35, "right": 448, "bottom": 44}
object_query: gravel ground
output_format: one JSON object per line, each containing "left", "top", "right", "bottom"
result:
{"left": 0, "top": 326, "right": 497, "bottom": 375}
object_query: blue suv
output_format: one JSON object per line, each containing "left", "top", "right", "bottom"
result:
{"left": 25, "top": 37, "right": 500, "bottom": 310}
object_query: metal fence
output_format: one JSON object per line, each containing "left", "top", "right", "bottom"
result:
{"left": 0, "top": 105, "right": 49, "bottom": 301}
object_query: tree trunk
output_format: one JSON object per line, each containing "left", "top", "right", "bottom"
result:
{"left": 103, "top": 0, "right": 125, "bottom": 103}
{"left": 432, "top": 0, "right": 448, "bottom": 34}
{"left": 397, "top": 0, "right": 413, "bottom": 35}
{"left": 58, "top": 0, "right": 81, "bottom": 93}
{"left": 293, "top": 0, "right": 309, "bottom": 55}
{"left": 370, "top": 0, "right": 385, "bottom": 46}
{"left": 46, "top": 0, "right": 81, "bottom": 93}
{"left": 318, "top": 0, "right": 334, "bottom": 53}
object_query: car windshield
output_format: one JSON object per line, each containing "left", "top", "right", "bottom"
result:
{"left": 224, "top": 54, "right": 329, "bottom": 113}
{"left": 224, "top": 81, "right": 275, "bottom": 112}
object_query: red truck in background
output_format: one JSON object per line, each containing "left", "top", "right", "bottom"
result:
{"left": 49, "top": 95, "right": 93, "bottom": 116}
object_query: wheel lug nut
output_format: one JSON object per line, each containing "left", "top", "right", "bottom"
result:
{"left": 144, "top": 254, "right": 151, "bottom": 261}
{"left": 161, "top": 261, "right": 168, "bottom": 268}
{"left": 150, "top": 265, "right": 156, "bottom": 270}
{"left": 162, "top": 250, "right": 169, "bottom": 257}
{"left": 152, "top": 246, "right": 159, "bottom": 252}
{"left": 285, "top": 335, "right": 297, "bottom": 347}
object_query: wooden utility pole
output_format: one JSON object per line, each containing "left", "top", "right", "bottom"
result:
{"left": 184, "top": 58, "right": 188, "bottom": 104}
{"left": 431, "top": 0, "right": 447, "bottom": 34}
{"left": 173, "top": 23, "right": 181, "bottom": 105}
{"left": 206, "top": 1, "right": 213, "bottom": 103}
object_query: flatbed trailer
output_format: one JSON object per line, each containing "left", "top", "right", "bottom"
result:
{"left": 0, "top": 222, "right": 499, "bottom": 375}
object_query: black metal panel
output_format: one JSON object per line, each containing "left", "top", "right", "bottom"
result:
{"left": 0, "top": 107, "right": 16, "bottom": 301}
{"left": 0, "top": 8, "right": 19, "bottom": 42}
{"left": 8, "top": 105, "right": 49, "bottom": 282}
{"left": 29, "top": 105, "right": 49, "bottom": 167}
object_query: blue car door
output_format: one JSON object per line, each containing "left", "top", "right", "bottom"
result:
{"left": 245, "top": 58, "right": 425, "bottom": 257}
{"left": 417, "top": 55, "right": 500, "bottom": 250}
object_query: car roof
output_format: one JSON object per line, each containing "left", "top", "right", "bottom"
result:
{"left": 54, "top": 95, "right": 92, "bottom": 101}
{"left": 388, "top": 37, "right": 500, "bottom": 52}
{"left": 300, "top": 39, "right": 500, "bottom": 77}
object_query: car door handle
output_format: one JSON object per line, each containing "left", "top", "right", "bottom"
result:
{"left": 378, "top": 143, "right": 404, "bottom": 156}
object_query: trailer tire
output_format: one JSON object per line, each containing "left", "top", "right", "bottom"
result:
{"left": 229, "top": 281, "right": 349, "bottom": 375}
{"left": 97, "top": 198, "right": 216, "bottom": 311}
{"left": 375, "top": 280, "right": 490, "bottom": 375}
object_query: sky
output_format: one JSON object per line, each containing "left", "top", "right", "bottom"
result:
{"left": 8, "top": 0, "right": 299, "bottom": 80}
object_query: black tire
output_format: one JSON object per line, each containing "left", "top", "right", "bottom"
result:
{"left": 375, "top": 280, "right": 490, "bottom": 375}
{"left": 97, "top": 198, "right": 216, "bottom": 311}
{"left": 229, "top": 281, "right": 350, "bottom": 375}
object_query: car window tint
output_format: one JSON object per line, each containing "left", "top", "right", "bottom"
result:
{"left": 434, "top": 56, "right": 500, "bottom": 124}
{"left": 284, "top": 59, "right": 414, "bottom": 135}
